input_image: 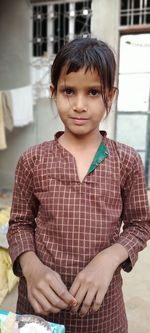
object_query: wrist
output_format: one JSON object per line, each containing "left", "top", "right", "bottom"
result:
{"left": 19, "top": 251, "right": 42, "bottom": 277}
{"left": 111, "top": 243, "right": 128, "bottom": 266}
{"left": 100, "top": 244, "right": 129, "bottom": 269}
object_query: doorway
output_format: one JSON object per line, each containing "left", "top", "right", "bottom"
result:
{"left": 116, "top": 33, "right": 150, "bottom": 189}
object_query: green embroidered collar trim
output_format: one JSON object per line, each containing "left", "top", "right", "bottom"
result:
{"left": 87, "top": 143, "right": 109, "bottom": 174}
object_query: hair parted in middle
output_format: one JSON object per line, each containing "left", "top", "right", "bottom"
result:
{"left": 51, "top": 36, "right": 117, "bottom": 113}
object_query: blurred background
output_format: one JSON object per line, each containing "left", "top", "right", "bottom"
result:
{"left": 0, "top": 1, "right": 150, "bottom": 332}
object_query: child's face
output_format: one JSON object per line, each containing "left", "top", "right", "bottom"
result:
{"left": 51, "top": 67, "right": 113, "bottom": 138}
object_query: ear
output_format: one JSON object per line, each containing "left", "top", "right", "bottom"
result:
{"left": 107, "top": 87, "right": 118, "bottom": 108}
{"left": 50, "top": 84, "right": 56, "bottom": 99}
{"left": 109, "top": 86, "right": 117, "bottom": 101}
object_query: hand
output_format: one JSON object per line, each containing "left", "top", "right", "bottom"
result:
{"left": 69, "top": 244, "right": 128, "bottom": 317}
{"left": 20, "top": 252, "right": 77, "bottom": 315}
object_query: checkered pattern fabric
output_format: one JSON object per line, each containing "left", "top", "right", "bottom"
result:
{"left": 7, "top": 132, "right": 150, "bottom": 333}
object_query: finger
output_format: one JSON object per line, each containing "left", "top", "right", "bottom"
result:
{"left": 79, "top": 288, "right": 96, "bottom": 317}
{"left": 31, "top": 290, "right": 61, "bottom": 314}
{"left": 42, "top": 286, "right": 70, "bottom": 310}
{"left": 28, "top": 296, "right": 46, "bottom": 315}
{"left": 70, "top": 286, "right": 87, "bottom": 313}
{"left": 90, "top": 289, "right": 105, "bottom": 313}
{"left": 50, "top": 275, "right": 77, "bottom": 306}
{"left": 32, "top": 278, "right": 66, "bottom": 309}
{"left": 69, "top": 278, "right": 80, "bottom": 297}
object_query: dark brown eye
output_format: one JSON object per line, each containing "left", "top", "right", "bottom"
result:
{"left": 64, "top": 88, "right": 74, "bottom": 95}
{"left": 89, "top": 89, "right": 100, "bottom": 96}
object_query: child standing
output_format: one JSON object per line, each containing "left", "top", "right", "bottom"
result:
{"left": 7, "top": 37, "right": 150, "bottom": 333}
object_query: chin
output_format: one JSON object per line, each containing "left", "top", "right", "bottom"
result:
{"left": 71, "top": 130, "right": 92, "bottom": 138}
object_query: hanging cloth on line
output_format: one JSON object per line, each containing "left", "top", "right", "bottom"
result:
{"left": 10, "top": 85, "right": 33, "bottom": 127}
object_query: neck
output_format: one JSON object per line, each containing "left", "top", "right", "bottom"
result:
{"left": 59, "top": 130, "right": 103, "bottom": 151}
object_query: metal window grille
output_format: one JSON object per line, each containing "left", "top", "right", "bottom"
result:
{"left": 33, "top": 5, "right": 48, "bottom": 57}
{"left": 120, "top": 0, "right": 150, "bottom": 26}
{"left": 30, "top": 1, "right": 92, "bottom": 102}
{"left": 32, "top": 1, "right": 92, "bottom": 57}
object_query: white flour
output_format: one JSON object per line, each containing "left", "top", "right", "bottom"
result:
{"left": 19, "top": 322, "right": 50, "bottom": 333}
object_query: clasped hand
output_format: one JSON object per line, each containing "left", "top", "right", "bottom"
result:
{"left": 23, "top": 248, "right": 119, "bottom": 317}
{"left": 69, "top": 250, "right": 118, "bottom": 317}
{"left": 23, "top": 260, "right": 77, "bottom": 316}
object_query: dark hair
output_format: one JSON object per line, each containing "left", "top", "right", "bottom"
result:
{"left": 51, "top": 37, "right": 116, "bottom": 111}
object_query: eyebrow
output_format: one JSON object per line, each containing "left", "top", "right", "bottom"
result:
{"left": 58, "top": 83, "right": 102, "bottom": 89}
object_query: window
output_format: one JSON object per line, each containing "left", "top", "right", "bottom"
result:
{"left": 120, "top": 0, "right": 150, "bottom": 26}
{"left": 33, "top": 5, "right": 48, "bottom": 57}
{"left": 32, "top": 1, "right": 92, "bottom": 57}
{"left": 30, "top": 1, "right": 92, "bottom": 102}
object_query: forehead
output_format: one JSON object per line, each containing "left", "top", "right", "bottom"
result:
{"left": 58, "top": 66, "right": 101, "bottom": 86}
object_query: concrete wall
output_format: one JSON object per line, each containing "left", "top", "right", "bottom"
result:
{"left": 91, "top": 0, "right": 120, "bottom": 139}
{"left": 0, "top": 0, "right": 63, "bottom": 188}
{"left": 0, "top": 0, "right": 120, "bottom": 189}
{"left": 0, "top": 0, "right": 35, "bottom": 188}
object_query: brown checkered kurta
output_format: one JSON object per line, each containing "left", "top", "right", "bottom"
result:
{"left": 8, "top": 131, "right": 150, "bottom": 333}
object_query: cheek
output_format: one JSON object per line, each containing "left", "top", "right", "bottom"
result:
{"left": 92, "top": 104, "right": 106, "bottom": 122}
{"left": 55, "top": 97, "right": 64, "bottom": 110}
{"left": 57, "top": 96, "right": 72, "bottom": 112}
{"left": 56, "top": 99, "right": 68, "bottom": 117}
{"left": 56, "top": 93, "right": 65, "bottom": 105}
{"left": 93, "top": 99, "right": 106, "bottom": 112}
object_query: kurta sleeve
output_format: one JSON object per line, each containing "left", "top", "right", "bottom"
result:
{"left": 7, "top": 151, "right": 39, "bottom": 277}
{"left": 117, "top": 151, "right": 150, "bottom": 272}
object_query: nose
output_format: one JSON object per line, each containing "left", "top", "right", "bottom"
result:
{"left": 73, "top": 94, "right": 88, "bottom": 112}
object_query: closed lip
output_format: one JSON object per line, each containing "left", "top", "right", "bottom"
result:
{"left": 70, "top": 117, "right": 89, "bottom": 120}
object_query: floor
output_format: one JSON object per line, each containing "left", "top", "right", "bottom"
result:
{"left": 0, "top": 190, "right": 150, "bottom": 332}
{"left": 122, "top": 241, "right": 150, "bottom": 333}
